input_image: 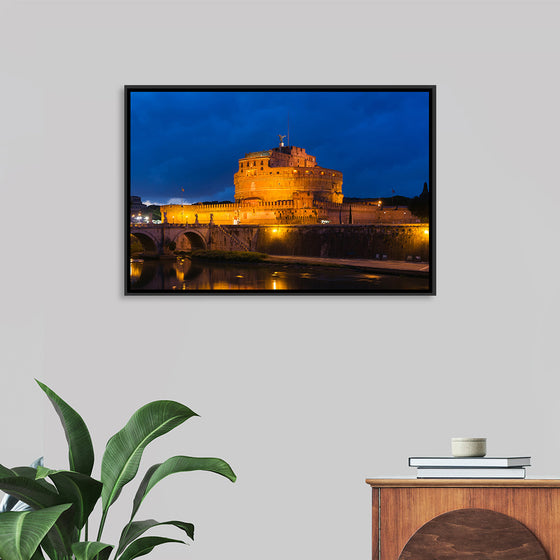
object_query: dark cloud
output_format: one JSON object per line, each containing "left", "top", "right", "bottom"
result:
{"left": 129, "top": 89, "right": 431, "bottom": 204}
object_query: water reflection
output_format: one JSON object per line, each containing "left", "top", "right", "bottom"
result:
{"left": 129, "top": 258, "right": 428, "bottom": 292}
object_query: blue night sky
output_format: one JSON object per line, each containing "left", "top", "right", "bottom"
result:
{"left": 129, "top": 89, "right": 431, "bottom": 205}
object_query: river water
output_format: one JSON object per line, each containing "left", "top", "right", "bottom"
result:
{"left": 129, "top": 258, "right": 429, "bottom": 293}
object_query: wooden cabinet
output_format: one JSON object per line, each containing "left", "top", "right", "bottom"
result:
{"left": 365, "top": 479, "right": 560, "bottom": 560}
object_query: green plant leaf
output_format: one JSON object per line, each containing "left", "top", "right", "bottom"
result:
{"left": 38, "top": 523, "right": 79, "bottom": 560}
{"left": 0, "top": 477, "right": 61, "bottom": 510}
{"left": 0, "top": 466, "right": 19, "bottom": 513}
{"left": 36, "top": 380, "right": 94, "bottom": 476}
{"left": 41, "top": 517, "right": 76, "bottom": 560}
{"left": 130, "top": 456, "right": 236, "bottom": 521}
{"left": 117, "top": 519, "right": 194, "bottom": 556}
{"left": 35, "top": 467, "right": 102, "bottom": 529}
{"left": 1, "top": 465, "right": 56, "bottom": 514}
{"left": 12, "top": 467, "right": 57, "bottom": 494}
{"left": 0, "top": 503, "right": 71, "bottom": 560}
{"left": 12, "top": 468, "right": 41, "bottom": 479}
{"left": 100, "top": 401, "right": 197, "bottom": 513}
{"left": 37, "top": 534, "right": 57, "bottom": 560}
{"left": 118, "top": 536, "right": 185, "bottom": 560}
{"left": 0, "top": 465, "right": 15, "bottom": 478}
{"left": 0, "top": 475, "right": 76, "bottom": 558}
{"left": 30, "top": 545, "right": 45, "bottom": 560}
{"left": 71, "top": 541, "right": 113, "bottom": 560}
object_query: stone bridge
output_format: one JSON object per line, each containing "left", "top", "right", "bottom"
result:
{"left": 130, "top": 223, "right": 430, "bottom": 261}
{"left": 130, "top": 223, "right": 260, "bottom": 254}
{"left": 130, "top": 224, "right": 211, "bottom": 255}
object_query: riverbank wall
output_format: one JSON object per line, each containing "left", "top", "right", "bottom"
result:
{"left": 208, "top": 224, "right": 430, "bottom": 261}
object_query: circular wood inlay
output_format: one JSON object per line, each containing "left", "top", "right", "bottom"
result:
{"left": 398, "top": 508, "right": 547, "bottom": 560}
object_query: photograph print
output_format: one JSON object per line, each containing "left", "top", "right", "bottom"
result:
{"left": 126, "top": 86, "right": 435, "bottom": 294}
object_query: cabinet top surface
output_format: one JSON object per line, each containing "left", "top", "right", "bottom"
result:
{"left": 365, "top": 478, "right": 560, "bottom": 488}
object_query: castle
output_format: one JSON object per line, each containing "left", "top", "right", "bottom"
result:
{"left": 159, "top": 139, "right": 414, "bottom": 225}
{"left": 234, "top": 143, "right": 343, "bottom": 204}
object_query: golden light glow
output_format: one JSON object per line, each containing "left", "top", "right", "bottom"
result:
{"left": 175, "top": 265, "right": 185, "bottom": 283}
{"left": 129, "top": 261, "right": 143, "bottom": 280}
{"left": 268, "top": 276, "right": 287, "bottom": 290}
{"left": 424, "top": 229, "right": 429, "bottom": 235}
{"left": 211, "top": 282, "right": 233, "bottom": 290}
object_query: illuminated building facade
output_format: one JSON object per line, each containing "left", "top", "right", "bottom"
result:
{"left": 159, "top": 141, "right": 414, "bottom": 225}
{"left": 234, "top": 145, "right": 343, "bottom": 204}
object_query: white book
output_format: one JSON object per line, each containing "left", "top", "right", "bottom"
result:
{"left": 416, "top": 467, "right": 526, "bottom": 479}
{"left": 409, "top": 456, "right": 531, "bottom": 468}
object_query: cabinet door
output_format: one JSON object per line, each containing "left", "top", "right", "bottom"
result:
{"left": 398, "top": 508, "right": 546, "bottom": 559}
{"left": 378, "top": 487, "right": 560, "bottom": 559}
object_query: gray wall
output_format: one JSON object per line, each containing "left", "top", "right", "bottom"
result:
{"left": 2, "top": 2, "right": 559, "bottom": 559}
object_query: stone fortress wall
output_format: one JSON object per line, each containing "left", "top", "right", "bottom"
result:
{"left": 160, "top": 143, "right": 418, "bottom": 226}
{"left": 161, "top": 199, "right": 413, "bottom": 226}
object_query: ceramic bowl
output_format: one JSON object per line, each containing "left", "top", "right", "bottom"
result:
{"left": 451, "top": 437, "right": 487, "bottom": 457}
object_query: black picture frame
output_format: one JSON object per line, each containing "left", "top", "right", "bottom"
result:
{"left": 125, "top": 85, "right": 435, "bottom": 295}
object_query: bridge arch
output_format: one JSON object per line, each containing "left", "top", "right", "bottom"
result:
{"left": 130, "top": 231, "right": 158, "bottom": 255}
{"left": 173, "top": 230, "right": 207, "bottom": 251}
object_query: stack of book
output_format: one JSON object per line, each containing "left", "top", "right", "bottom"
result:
{"left": 409, "top": 456, "right": 531, "bottom": 478}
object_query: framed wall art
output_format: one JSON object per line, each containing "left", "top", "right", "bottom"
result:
{"left": 126, "top": 86, "right": 435, "bottom": 295}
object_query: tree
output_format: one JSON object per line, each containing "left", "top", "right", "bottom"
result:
{"left": 408, "top": 182, "right": 430, "bottom": 222}
{"left": 147, "top": 205, "right": 161, "bottom": 221}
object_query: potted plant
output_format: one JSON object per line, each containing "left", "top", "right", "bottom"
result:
{"left": 0, "top": 380, "right": 236, "bottom": 560}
